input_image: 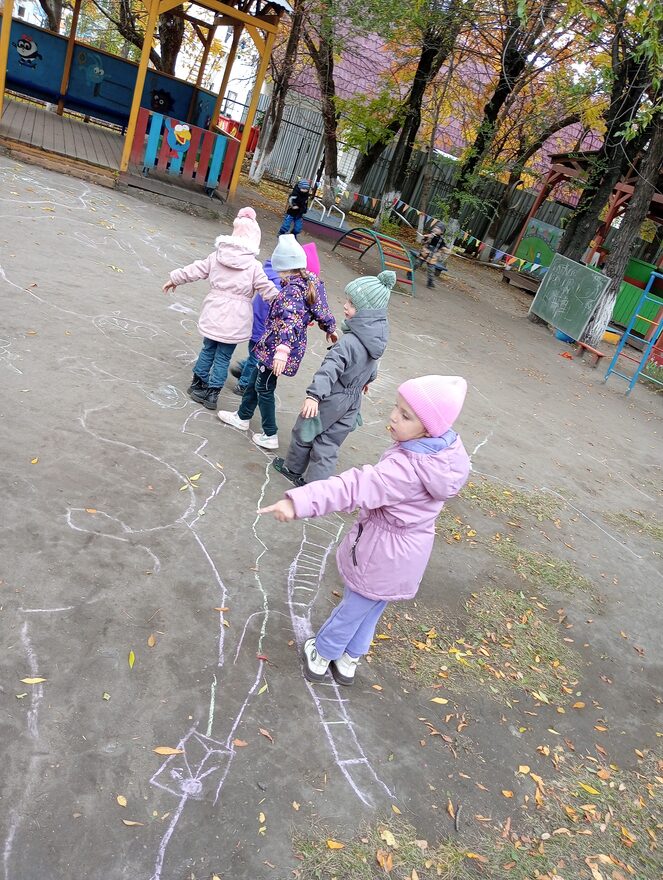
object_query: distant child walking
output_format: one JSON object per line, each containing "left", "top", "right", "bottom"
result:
{"left": 415, "top": 222, "right": 452, "bottom": 288}
{"left": 273, "top": 270, "right": 394, "bottom": 487}
{"left": 279, "top": 179, "right": 311, "bottom": 237}
{"left": 163, "top": 207, "right": 278, "bottom": 411}
{"left": 218, "top": 234, "right": 337, "bottom": 450}
{"left": 259, "top": 375, "right": 471, "bottom": 686}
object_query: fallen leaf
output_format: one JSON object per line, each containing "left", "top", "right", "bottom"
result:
{"left": 122, "top": 819, "right": 144, "bottom": 826}
{"left": 446, "top": 799, "right": 455, "bottom": 819}
{"left": 147, "top": 634, "right": 156, "bottom": 648}
{"left": 128, "top": 650, "right": 135, "bottom": 669}
{"left": 391, "top": 804, "right": 402, "bottom": 814}
{"left": 102, "top": 692, "right": 111, "bottom": 701}
{"left": 430, "top": 697, "right": 449, "bottom": 704}
{"left": 326, "top": 839, "right": 344, "bottom": 849}
{"left": 20, "top": 677, "right": 46, "bottom": 684}
{"left": 572, "top": 701, "right": 586, "bottom": 709}
{"left": 518, "top": 765, "right": 531, "bottom": 774}
{"left": 30, "top": 457, "right": 39, "bottom": 464}
{"left": 214, "top": 607, "right": 229, "bottom": 612}
{"left": 502, "top": 790, "right": 514, "bottom": 798}
{"left": 117, "top": 795, "right": 127, "bottom": 807}
{"left": 372, "top": 684, "right": 383, "bottom": 691}
{"left": 380, "top": 828, "right": 398, "bottom": 848}
{"left": 233, "top": 738, "right": 248, "bottom": 747}
{"left": 189, "top": 473, "right": 201, "bottom": 481}
{"left": 258, "top": 811, "right": 266, "bottom": 823}
{"left": 153, "top": 746, "right": 184, "bottom": 755}
{"left": 258, "top": 683, "right": 268, "bottom": 695}
{"left": 15, "top": 693, "right": 28, "bottom": 699}
{"left": 85, "top": 508, "right": 97, "bottom": 514}
{"left": 259, "top": 728, "right": 274, "bottom": 744}
{"left": 465, "top": 853, "right": 488, "bottom": 863}
{"left": 292, "top": 801, "right": 300, "bottom": 811}
{"left": 578, "top": 782, "right": 600, "bottom": 795}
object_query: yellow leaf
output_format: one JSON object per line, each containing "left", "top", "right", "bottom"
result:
{"left": 465, "top": 853, "right": 488, "bottom": 863}
{"left": 446, "top": 799, "right": 455, "bottom": 819}
{"left": 128, "top": 650, "right": 135, "bottom": 669}
{"left": 380, "top": 828, "right": 398, "bottom": 848}
{"left": 391, "top": 804, "right": 402, "bottom": 814}
{"left": 189, "top": 473, "right": 201, "bottom": 481}
{"left": 85, "top": 508, "right": 97, "bottom": 514}
{"left": 502, "top": 790, "right": 514, "bottom": 798}
{"left": 117, "top": 795, "right": 127, "bottom": 807}
{"left": 153, "top": 746, "right": 183, "bottom": 755}
{"left": 326, "top": 839, "right": 345, "bottom": 849}
{"left": 535, "top": 786, "right": 544, "bottom": 806}
{"left": 572, "top": 701, "right": 585, "bottom": 709}
{"left": 518, "top": 765, "right": 530, "bottom": 774}
{"left": 467, "top": 529, "right": 477, "bottom": 537}
{"left": 292, "top": 801, "right": 300, "bottom": 811}
{"left": 122, "top": 819, "right": 144, "bottom": 826}
{"left": 179, "top": 484, "right": 189, "bottom": 491}
{"left": 258, "top": 812, "right": 266, "bottom": 823}
{"left": 376, "top": 634, "right": 391, "bottom": 639}
{"left": 578, "top": 783, "right": 599, "bottom": 795}
{"left": 20, "top": 677, "right": 46, "bottom": 684}
{"left": 430, "top": 697, "right": 449, "bottom": 704}
{"left": 147, "top": 634, "right": 156, "bottom": 648}
{"left": 31, "top": 457, "right": 39, "bottom": 464}
{"left": 372, "top": 684, "right": 383, "bottom": 691}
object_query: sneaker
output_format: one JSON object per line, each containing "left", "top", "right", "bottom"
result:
{"left": 232, "top": 383, "right": 246, "bottom": 397}
{"left": 252, "top": 432, "right": 278, "bottom": 450}
{"left": 272, "top": 457, "right": 305, "bottom": 487}
{"left": 217, "top": 410, "right": 250, "bottom": 431}
{"left": 302, "top": 638, "right": 330, "bottom": 682}
{"left": 331, "top": 652, "right": 360, "bottom": 686}
{"left": 229, "top": 363, "right": 242, "bottom": 379}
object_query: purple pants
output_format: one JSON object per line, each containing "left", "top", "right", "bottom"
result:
{"left": 315, "top": 586, "right": 388, "bottom": 660}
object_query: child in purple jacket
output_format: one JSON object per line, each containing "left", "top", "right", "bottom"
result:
{"left": 218, "top": 235, "right": 337, "bottom": 451}
{"left": 259, "top": 375, "right": 471, "bottom": 685}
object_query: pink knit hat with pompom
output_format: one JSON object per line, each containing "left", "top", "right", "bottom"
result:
{"left": 398, "top": 375, "right": 467, "bottom": 437}
{"left": 232, "top": 206, "right": 261, "bottom": 251}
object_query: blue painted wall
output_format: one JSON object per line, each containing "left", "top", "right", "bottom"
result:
{"left": 3, "top": 17, "right": 218, "bottom": 129}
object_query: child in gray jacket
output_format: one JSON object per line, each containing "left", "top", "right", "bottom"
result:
{"left": 273, "top": 270, "right": 394, "bottom": 485}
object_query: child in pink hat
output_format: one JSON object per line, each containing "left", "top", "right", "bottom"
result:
{"left": 259, "top": 375, "right": 471, "bottom": 686}
{"left": 163, "top": 207, "right": 279, "bottom": 411}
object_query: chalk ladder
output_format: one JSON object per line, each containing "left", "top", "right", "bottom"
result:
{"left": 604, "top": 271, "right": 663, "bottom": 394}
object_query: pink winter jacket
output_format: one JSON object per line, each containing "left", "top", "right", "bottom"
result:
{"left": 286, "top": 436, "right": 471, "bottom": 602}
{"left": 169, "top": 236, "right": 279, "bottom": 344}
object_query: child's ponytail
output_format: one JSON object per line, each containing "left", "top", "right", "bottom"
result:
{"left": 299, "top": 268, "right": 317, "bottom": 305}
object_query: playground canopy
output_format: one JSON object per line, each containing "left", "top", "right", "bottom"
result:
{"left": 0, "top": 0, "right": 291, "bottom": 198}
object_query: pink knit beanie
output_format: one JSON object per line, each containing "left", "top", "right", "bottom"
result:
{"left": 232, "top": 206, "right": 261, "bottom": 250}
{"left": 398, "top": 375, "right": 467, "bottom": 437}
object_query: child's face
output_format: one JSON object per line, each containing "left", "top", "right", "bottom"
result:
{"left": 388, "top": 394, "right": 428, "bottom": 442}
{"left": 343, "top": 300, "right": 357, "bottom": 319}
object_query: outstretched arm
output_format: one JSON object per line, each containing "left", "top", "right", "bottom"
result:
{"left": 169, "top": 254, "right": 213, "bottom": 287}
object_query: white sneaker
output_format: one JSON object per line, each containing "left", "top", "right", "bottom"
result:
{"left": 302, "top": 638, "right": 330, "bottom": 682}
{"left": 331, "top": 652, "right": 360, "bottom": 686}
{"left": 252, "top": 432, "right": 278, "bottom": 450}
{"left": 217, "top": 410, "right": 250, "bottom": 431}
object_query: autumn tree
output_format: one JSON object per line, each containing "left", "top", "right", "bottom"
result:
{"left": 37, "top": 0, "right": 65, "bottom": 32}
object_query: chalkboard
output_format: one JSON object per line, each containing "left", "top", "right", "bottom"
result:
{"left": 529, "top": 254, "right": 610, "bottom": 340}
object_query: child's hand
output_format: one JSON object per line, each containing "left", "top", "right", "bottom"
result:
{"left": 272, "top": 354, "right": 287, "bottom": 376}
{"left": 257, "top": 499, "right": 296, "bottom": 522}
{"left": 326, "top": 331, "right": 338, "bottom": 344}
{"left": 301, "top": 397, "right": 319, "bottom": 418}
{"left": 162, "top": 280, "right": 176, "bottom": 294}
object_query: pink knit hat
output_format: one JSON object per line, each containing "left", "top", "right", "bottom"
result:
{"left": 398, "top": 375, "right": 467, "bottom": 437}
{"left": 232, "top": 206, "right": 261, "bottom": 250}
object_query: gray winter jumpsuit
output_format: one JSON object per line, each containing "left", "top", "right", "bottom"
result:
{"left": 284, "top": 309, "right": 389, "bottom": 483}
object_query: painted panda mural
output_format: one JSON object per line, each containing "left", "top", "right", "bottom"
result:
{"left": 13, "top": 35, "right": 42, "bottom": 69}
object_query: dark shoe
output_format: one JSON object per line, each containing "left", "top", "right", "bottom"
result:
{"left": 187, "top": 374, "right": 206, "bottom": 396}
{"left": 191, "top": 386, "right": 221, "bottom": 410}
{"left": 272, "top": 457, "right": 305, "bottom": 487}
{"left": 232, "top": 383, "right": 246, "bottom": 397}
{"left": 427, "top": 280, "right": 436, "bottom": 289}
{"left": 229, "top": 363, "right": 242, "bottom": 380}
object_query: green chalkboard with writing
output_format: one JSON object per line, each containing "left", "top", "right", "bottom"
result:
{"left": 529, "top": 254, "right": 610, "bottom": 340}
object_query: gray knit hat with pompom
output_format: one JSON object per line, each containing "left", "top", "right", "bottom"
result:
{"left": 344, "top": 270, "right": 396, "bottom": 311}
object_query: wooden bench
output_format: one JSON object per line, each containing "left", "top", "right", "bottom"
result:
{"left": 574, "top": 341, "right": 607, "bottom": 367}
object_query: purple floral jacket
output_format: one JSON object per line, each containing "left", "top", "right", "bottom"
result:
{"left": 253, "top": 272, "right": 336, "bottom": 377}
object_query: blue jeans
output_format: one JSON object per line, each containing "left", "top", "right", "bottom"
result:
{"left": 315, "top": 587, "right": 388, "bottom": 660}
{"left": 278, "top": 212, "right": 303, "bottom": 236}
{"left": 237, "top": 363, "right": 278, "bottom": 436}
{"left": 194, "top": 338, "right": 236, "bottom": 388}
{"left": 238, "top": 340, "right": 258, "bottom": 388}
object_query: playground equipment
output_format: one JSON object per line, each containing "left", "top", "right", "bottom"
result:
{"left": 604, "top": 272, "right": 663, "bottom": 394}
{"left": 332, "top": 227, "right": 416, "bottom": 296}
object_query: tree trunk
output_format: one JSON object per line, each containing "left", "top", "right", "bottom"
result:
{"left": 304, "top": 17, "right": 339, "bottom": 203}
{"left": 38, "top": 0, "right": 63, "bottom": 32}
{"left": 583, "top": 112, "right": 663, "bottom": 346}
{"left": 249, "top": 0, "right": 306, "bottom": 183}
{"left": 158, "top": 9, "right": 185, "bottom": 76}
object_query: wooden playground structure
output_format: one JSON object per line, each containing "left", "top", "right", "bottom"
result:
{"left": 0, "top": 0, "right": 290, "bottom": 199}
{"left": 332, "top": 227, "right": 417, "bottom": 296}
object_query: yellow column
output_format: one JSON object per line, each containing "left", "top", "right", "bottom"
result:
{"left": 0, "top": 0, "right": 16, "bottom": 119}
{"left": 119, "top": 0, "right": 160, "bottom": 172}
{"left": 228, "top": 28, "right": 275, "bottom": 199}
{"left": 209, "top": 25, "right": 242, "bottom": 130}
{"left": 57, "top": 0, "right": 83, "bottom": 115}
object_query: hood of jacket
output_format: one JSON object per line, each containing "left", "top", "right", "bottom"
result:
{"left": 214, "top": 234, "right": 260, "bottom": 269}
{"left": 344, "top": 309, "right": 389, "bottom": 359}
{"left": 400, "top": 434, "right": 468, "bottom": 502}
